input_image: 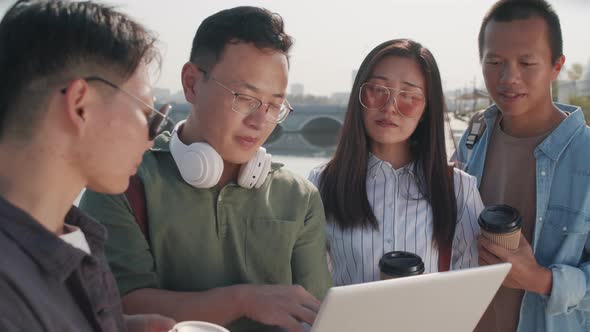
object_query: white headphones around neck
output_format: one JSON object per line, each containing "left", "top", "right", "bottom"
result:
{"left": 169, "top": 120, "right": 272, "bottom": 189}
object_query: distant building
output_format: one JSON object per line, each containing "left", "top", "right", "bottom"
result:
{"left": 154, "top": 87, "right": 187, "bottom": 104}
{"left": 557, "top": 59, "right": 590, "bottom": 102}
{"left": 557, "top": 81, "right": 576, "bottom": 103}
{"left": 452, "top": 89, "right": 491, "bottom": 115}
{"left": 290, "top": 83, "right": 304, "bottom": 97}
{"left": 169, "top": 90, "right": 187, "bottom": 103}
{"left": 329, "top": 92, "right": 350, "bottom": 106}
{"left": 153, "top": 87, "right": 171, "bottom": 102}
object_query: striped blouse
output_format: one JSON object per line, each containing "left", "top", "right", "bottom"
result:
{"left": 308, "top": 154, "right": 484, "bottom": 286}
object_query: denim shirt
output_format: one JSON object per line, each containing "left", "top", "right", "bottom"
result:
{"left": 454, "top": 104, "right": 590, "bottom": 332}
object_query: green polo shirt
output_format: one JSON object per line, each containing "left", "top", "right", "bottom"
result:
{"left": 79, "top": 133, "right": 332, "bottom": 331}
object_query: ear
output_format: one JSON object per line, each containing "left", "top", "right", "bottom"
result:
{"left": 551, "top": 55, "right": 566, "bottom": 81}
{"left": 181, "top": 62, "right": 204, "bottom": 104}
{"left": 62, "top": 79, "right": 91, "bottom": 135}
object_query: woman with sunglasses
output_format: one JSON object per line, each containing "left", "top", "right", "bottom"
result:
{"left": 309, "top": 39, "right": 484, "bottom": 285}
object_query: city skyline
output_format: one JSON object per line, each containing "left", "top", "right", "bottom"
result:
{"left": 0, "top": 0, "right": 588, "bottom": 97}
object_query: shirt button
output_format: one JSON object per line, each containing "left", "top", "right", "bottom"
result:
{"left": 539, "top": 217, "right": 543, "bottom": 221}
{"left": 386, "top": 239, "right": 393, "bottom": 244}
{"left": 541, "top": 171, "right": 547, "bottom": 176}
{"left": 562, "top": 226, "right": 567, "bottom": 232}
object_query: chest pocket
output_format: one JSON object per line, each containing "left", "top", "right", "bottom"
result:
{"left": 538, "top": 206, "right": 590, "bottom": 266}
{"left": 245, "top": 218, "right": 300, "bottom": 283}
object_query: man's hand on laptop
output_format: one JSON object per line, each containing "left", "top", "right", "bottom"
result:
{"left": 238, "top": 284, "right": 320, "bottom": 332}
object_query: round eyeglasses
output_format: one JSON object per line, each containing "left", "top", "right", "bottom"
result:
{"left": 359, "top": 82, "right": 425, "bottom": 118}
{"left": 200, "top": 68, "right": 293, "bottom": 123}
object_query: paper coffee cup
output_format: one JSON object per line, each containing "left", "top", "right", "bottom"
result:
{"left": 169, "top": 321, "right": 230, "bottom": 332}
{"left": 379, "top": 251, "right": 425, "bottom": 279}
{"left": 478, "top": 204, "right": 522, "bottom": 250}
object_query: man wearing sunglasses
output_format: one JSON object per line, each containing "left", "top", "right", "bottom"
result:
{"left": 80, "top": 6, "right": 332, "bottom": 332}
{"left": 0, "top": 0, "right": 175, "bottom": 331}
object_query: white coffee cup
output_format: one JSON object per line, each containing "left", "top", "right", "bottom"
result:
{"left": 168, "top": 321, "right": 230, "bottom": 332}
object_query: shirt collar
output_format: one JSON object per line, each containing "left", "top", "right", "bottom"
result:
{"left": 536, "top": 104, "right": 585, "bottom": 160}
{"left": 484, "top": 103, "right": 586, "bottom": 161}
{"left": 0, "top": 196, "right": 106, "bottom": 282}
{"left": 368, "top": 153, "right": 416, "bottom": 179}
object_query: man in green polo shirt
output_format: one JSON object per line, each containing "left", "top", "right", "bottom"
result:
{"left": 80, "top": 6, "right": 332, "bottom": 332}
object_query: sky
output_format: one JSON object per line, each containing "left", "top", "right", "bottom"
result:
{"left": 1, "top": 0, "right": 589, "bottom": 96}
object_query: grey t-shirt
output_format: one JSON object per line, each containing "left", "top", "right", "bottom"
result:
{"left": 475, "top": 116, "right": 551, "bottom": 332}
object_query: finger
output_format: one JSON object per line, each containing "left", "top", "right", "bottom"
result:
{"left": 280, "top": 315, "right": 307, "bottom": 332}
{"left": 517, "top": 233, "right": 531, "bottom": 249}
{"left": 478, "top": 247, "right": 503, "bottom": 265}
{"left": 291, "top": 303, "right": 318, "bottom": 325}
{"left": 479, "top": 236, "right": 510, "bottom": 259}
{"left": 148, "top": 314, "right": 176, "bottom": 331}
{"left": 293, "top": 285, "right": 321, "bottom": 307}
{"left": 479, "top": 256, "right": 490, "bottom": 266}
{"left": 301, "top": 300, "right": 321, "bottom": 314}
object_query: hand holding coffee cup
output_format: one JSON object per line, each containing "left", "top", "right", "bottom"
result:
{"left": 478, "top": 204, "right": 523, "bottom": 250}
{"left": 379, "top": 251, "right": 425, "bottom": 279}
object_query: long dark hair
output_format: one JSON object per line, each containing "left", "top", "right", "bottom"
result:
{"left": 318, "top": 39, "right": 457, "bottom": 249}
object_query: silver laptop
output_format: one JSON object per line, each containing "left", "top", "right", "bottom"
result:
{"left": 311, "top": 263, "right": 511, "bottom": 332}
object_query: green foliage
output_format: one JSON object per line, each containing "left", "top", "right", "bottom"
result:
{"left": 569, "top": 95, "right": 590, "bottom": 124}
{"left": 567, "top": 63, "right": 584, "bottom": 82}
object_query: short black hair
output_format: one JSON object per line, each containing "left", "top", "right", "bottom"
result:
{"left": 478, "top": 0, "right": 563, "bottom": 63}
{"left": 0, "top": 0, "right": 159, "bottom": 140}
{"left": 189, "top": 6, "right": 293, "bottom": 70}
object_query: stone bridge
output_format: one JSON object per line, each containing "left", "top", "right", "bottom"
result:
{"left": 163, "top": 103, "right": 347, "bottom": 137}
{"left": 279, "top": 104, "right": 346, "bottom": 132}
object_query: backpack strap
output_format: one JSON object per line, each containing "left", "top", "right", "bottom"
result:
{"left": 438, "top": 243, "right": 452, "bottom": 272}
{"left": 124, "top": 175, "right": 150, "bottom": 242}
{"left": 438, "top": 165, "right": 456, "bottom": 272}
{"left": 465, "top": 110, "right": 487, "bottom": 162}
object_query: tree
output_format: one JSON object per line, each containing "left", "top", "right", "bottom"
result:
{"left": 567, "top": 63, "right": 584, "bottom": 82}
{"left": 552, "top": 80, "right": 559, "bottom": 102}
{"left": 565, "top": 63, "right": 585, "bottom": 99}
{"left": 569, "top": 95, "right": 590, "bottom": 125}
{"left": 567, "top": 63, "right": 584, "bottom": 92}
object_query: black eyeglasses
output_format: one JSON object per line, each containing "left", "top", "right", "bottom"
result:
{"left": 61, "top": 76, "right": 174, "bottom": 140}
{"left": 199, "top": 68, "right": 294, "bottom": 123}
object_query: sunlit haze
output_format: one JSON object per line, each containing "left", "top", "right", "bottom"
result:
{"left": 1, "top": 0, "right": 588, "bottom": 97}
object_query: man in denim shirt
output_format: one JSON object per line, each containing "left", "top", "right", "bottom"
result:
{"left": 454, "top": 1, "right": 590, "bottom": 331}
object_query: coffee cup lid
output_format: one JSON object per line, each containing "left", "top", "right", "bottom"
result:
{"left": 478, "top": 204, "right": 522, "bottom": 234}
{"left": 378, "top": 251, "right": 424, "bottom": 277}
